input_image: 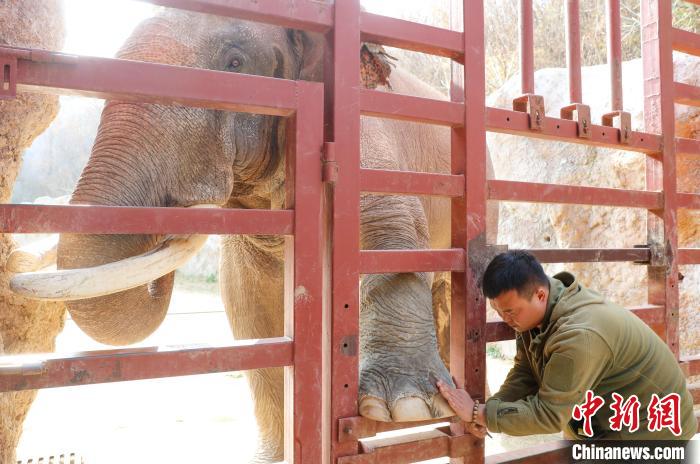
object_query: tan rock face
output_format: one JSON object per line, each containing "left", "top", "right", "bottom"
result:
{"left": 0, "top": 2, "right": 66, "bottom": 462}
{"left": 488, "top": 55, "right": 700, "bottom": 357}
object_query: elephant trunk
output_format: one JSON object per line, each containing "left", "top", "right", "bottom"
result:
{"left": 55, "top": 108, "right": 173, "bottom": 345}
{"left": 57, "top": 231, "right": 174, "bottom": 346}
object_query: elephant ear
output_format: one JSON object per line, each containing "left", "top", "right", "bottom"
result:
{"left": 361, "top": 43, "right": 396, "bottom": 89}
{"left": 287, "top": 30, "right": 396, "bottom": 88}
{"left": 287, "top": 30, "right": 325, "bottom": 81}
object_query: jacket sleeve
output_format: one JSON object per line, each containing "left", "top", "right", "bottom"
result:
{"left": 490, "top": 336, "right": 539, "bottom": 402}
{"left": 485, "top": 329, "right": 613, "bottom": 435}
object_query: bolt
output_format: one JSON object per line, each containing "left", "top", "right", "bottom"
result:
{"left": 344, "top": 427, "right": 353, "bottom": 435}
{"left": 535, "top": 110, "right": 541, "bottom": 126}
{"left": 582, "top": 119, "right": 588, "bottom": 132}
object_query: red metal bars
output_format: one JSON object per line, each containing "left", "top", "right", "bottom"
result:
{"left": 449, "top": 0, "right": 488, "bottom": 461}
{"left": 606, "top": 0, "right": 624, "bottom": 111}
{"left": 360, "top": 169, "right": 464, "bottom": 197}
{"left": 0, "top": 339, "right": 292, "bottom": 392}
{"left": 133, "top": 0, "right": 333, "bottom": 32}
{"left": 328, "top": 0, "right": 362, "bottom": 461}
{"left": 360, "top": 249, "right": 466, "bottom": 274}
{"left": 282, "top": 81, "right": 326, "bottom": 462}
{"left": 0, "top": 205, "right": 293, "bottom": 235}
{"left": 6, "top": 47, "right": 297, "bottom": 115}
{"left": 360, "top": 12, "right": 464, "bottom": 60}
{"left": 488, "top": 180, "right": 663, "bottom": 209}
{"left": 519, "top": 0, "right": 535, "bottom": 95}
{"left": 565, "top": 0, "right": 583, "bottom": 103}
{"left": 642, "top": 0, "right": 680, "bottom": 359}
{"left": 671, "top": 27, "right": 700, "bottom": 56}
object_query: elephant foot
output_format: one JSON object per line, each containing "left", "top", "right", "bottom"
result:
{"left": 358, "top": 353, "right": 456, "bottom": 422}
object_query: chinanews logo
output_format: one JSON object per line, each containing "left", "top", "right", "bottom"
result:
{"left": 572, "top": 390, "right": 682, "bottom": 437}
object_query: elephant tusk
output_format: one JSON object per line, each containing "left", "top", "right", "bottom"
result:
{"left": 6, "top": 235, "right": 58, "bottom": 272}
{"left": 9, "top": 204, "right": 217, "bottom": 301}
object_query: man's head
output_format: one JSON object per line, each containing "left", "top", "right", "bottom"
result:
{"left": 482, "top": 251, "right": 549, "bottom": 332}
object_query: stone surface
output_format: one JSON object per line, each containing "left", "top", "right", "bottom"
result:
{"left": 487, "top": 54, "right": 700, "bottom": 357}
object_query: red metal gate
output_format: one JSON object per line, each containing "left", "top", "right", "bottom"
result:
{"left": 1, "top": 0, "right": 699, "bottom": 463}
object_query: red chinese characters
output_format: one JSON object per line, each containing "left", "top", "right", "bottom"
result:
{"left": 572, "top": 390, "right": 605, "bottom": 437}
{"left": 572, "top": 391, "right": 683, "bottom": 437}
{"left": 608, "top": 392, "right": 640, "bottom": 433}
{"left": 647, "top": 393, "right": 682, "bottom": 436}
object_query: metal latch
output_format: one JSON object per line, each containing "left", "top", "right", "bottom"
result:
{"left": 513, "top": 94, "right": 545, "bottom": 131}
{"left": 602, "top": 110, "right": 632, "bottom": 145}
{"left": 561, "top": 103, "right": 592, "bottom": 139}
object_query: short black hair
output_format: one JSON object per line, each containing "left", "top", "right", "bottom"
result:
{"left": 482, "top": 250, "right": 549, "bottom": 299}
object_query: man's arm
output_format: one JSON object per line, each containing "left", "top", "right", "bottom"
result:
{"left": 484, "top": 329, "right": 613, "bottom": 435}
{"left": 490, "top": 336, "right": 539, "bottom": 402}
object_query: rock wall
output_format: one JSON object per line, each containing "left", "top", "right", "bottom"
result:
{"left": 488, "top": 54, "right": 700, "bottom": 357}
{"left": 0, "top": 1, "right": 66, "bottom": 461}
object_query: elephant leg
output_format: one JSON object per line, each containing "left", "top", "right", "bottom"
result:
{"left": 359, "top": 194, "right": 455, "bottom": 421}
{"left": 220, "top": 234, "right": 285, "bottom": 463}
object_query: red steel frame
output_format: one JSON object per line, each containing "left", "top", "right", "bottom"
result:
{"left": 1, "top": 0, "right": 699, "bottom": 463}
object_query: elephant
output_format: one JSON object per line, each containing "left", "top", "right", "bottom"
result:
{"left": 9, "top": 8, "right": 497, "bottom": 462}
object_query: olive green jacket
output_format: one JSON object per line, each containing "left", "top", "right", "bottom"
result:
{"left": 485, "top": 272, "right": 697, "bottom": 440}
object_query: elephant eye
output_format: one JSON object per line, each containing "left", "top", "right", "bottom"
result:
{"left": 227, "top": 56, "right": 243, "bottom": 71}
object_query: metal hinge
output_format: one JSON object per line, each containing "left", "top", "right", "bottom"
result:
{"left": 322, "top": 141, "right": 338, "bottom": 184}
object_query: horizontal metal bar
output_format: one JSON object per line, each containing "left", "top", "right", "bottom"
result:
{"left": 675, "top": 82, "right": 700, "bottom": 106}
{"left": 486, "top": 305, "right": 664, "bottom": 342}
{"left": 338, "top": 416, "right": 451, "bottom": 443}
{"left": 0, "top": 337, "right": 293, "bottom": 392}
{"left": 5, "top": 47, "right": 299, "bottom": 115}
{"left": 360, "top": 90, "right": 464, "bottom": 126}
{"left": 676, "top": 137, "right": 700, "bottom": 156}
{"left": 672, "top": 27, "right": 700, "bottom": 56}
{"left": 486, "top": 107, "right": 663, "bottom": 155}
{"left": 488, "top": 180, "right": 663, "bottom": 209}
{"left": 485, "top": 440, "right": 571, "bottom": 464}
{"left": 680, "top": 354, "right": 700, "bottom": 377}
{"left": 0, "top": 205, "right": 294, "bottom": 235}
{"left": 359, "top": 249, "right": 465, "bottom": 274}
{"left": 138, "top": 0, "right": 333, "bottom": 33}
{"left": 528, "top": 248, "right": 650, "bottom": 263}
{"left": 360, "top": 169, "right": 464, "bottom": 197}
{"left": 678, "top": 193, "right": 700, "bottom": 209}
{"left": 360, "top": 12, "right": 463, "bottom": 59}
{"left": 337, "top": 428, "right": 474, "bottom": 463}
{"left": 678, "top": 248, "right": 700, "bottom": 265}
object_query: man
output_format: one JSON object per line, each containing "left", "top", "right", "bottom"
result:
{"left": 438, "top": 250, "right": 697, "bottom": 440}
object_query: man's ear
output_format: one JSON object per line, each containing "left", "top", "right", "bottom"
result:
{"left": 287, "top": 29, "right": 324, "bottom": 81}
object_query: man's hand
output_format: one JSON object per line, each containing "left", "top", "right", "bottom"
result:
{"left": 436, "top": 379, "right": 475, "bottom": 423}
{"left": 464, "top": 421, "right": 489, "bottom": 438}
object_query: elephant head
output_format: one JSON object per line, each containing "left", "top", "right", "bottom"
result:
{"left": 11, "top": 8, "right": 455, "bottom": 442}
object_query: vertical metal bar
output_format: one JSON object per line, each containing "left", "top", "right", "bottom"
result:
{"left": 565, "top": 0, "right": 583, "bottom": 103}
{"left": 450, "top": 0, "right": 487, "bottom": 462}
{"left": 283, "top": 82, "right": 326, "bottom": 463}
{"left": 641, "top": 0, "right": 680, "bottom": 358}
{"left": 606, "top": 0, "right": 624, "bottom": 110}
{"left": 329, "top": 0, "right": 362, "bottom": 461}
{"left": 520, "top": 0, "right": 535, "bottom": 94}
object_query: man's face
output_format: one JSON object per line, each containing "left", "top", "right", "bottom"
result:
{"left": 490, "top": 286, "right": 548, "bottom": 332}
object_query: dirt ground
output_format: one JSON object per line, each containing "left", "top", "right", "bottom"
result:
{"left": 10, "top": 280, "right": 578, "bottom": 462}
